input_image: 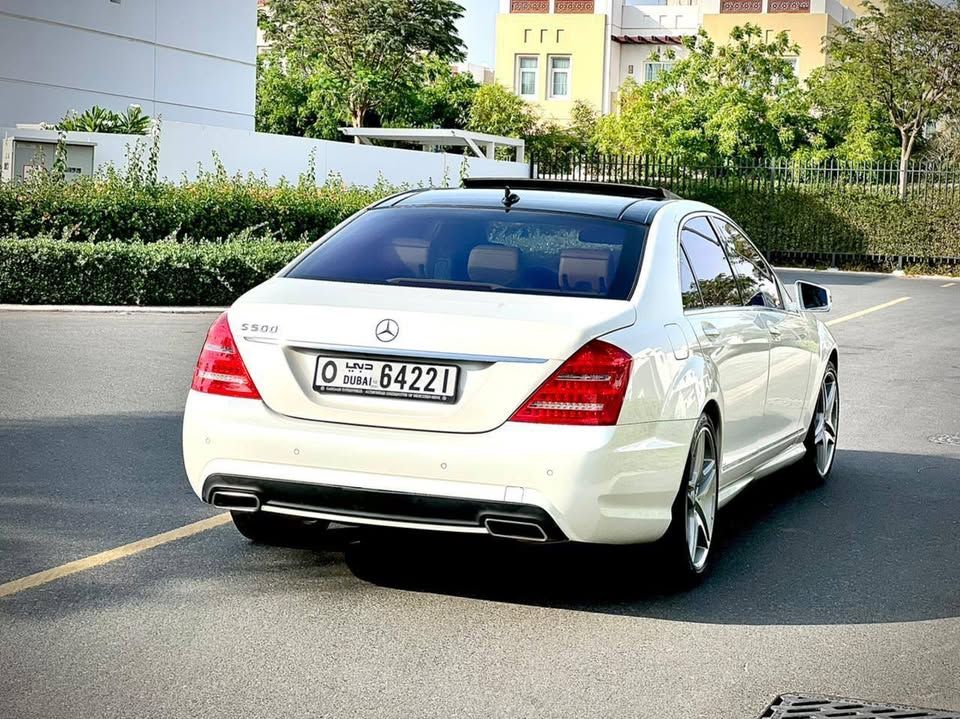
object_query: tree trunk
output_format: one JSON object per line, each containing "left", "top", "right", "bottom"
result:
{"left": 897, "top": 129, "right": 918, "bottom": 200}
{"left": 350, "top": 106, "right": 365, "bottom": 143}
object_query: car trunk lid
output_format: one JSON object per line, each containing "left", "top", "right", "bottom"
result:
{"left": 230, "top": 278, "right": 636, "bottom": 433}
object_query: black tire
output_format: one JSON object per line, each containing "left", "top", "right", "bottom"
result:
{"left": 657, "top": 412, "right": 720, "bottom": 586}
{"left": 230, "top": 510, "right": 330, "bottom": 545}
{"left": 796, "top": 361, "right": 839, "bottom": 484}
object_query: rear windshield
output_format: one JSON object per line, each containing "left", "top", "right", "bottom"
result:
{"left": 286, "top": 207, "right": 647, "bottom": 300}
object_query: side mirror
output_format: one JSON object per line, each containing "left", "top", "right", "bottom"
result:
{"left": 795, "top": 280, "right": 831, "bottom": 312}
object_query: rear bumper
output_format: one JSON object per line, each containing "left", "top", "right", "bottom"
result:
{"left": 182, "top": 391, "right": 696, "bottom": 544}
{"left": 204, "top": 475, "right": 567, "bottom": 541}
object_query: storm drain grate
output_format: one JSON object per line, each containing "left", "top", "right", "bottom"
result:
{"left": 927, "top": 433, "right": 960, "bottom": 446}
{"left": 761, "top": 694, "right": 960, "bottom": 719}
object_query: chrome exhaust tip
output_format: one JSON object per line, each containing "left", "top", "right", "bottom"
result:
{"left": 483, "top": 518, "right": 549, "bottom": 542}
{"left": 210, "top": 489, "right": 261, "bottom": 513}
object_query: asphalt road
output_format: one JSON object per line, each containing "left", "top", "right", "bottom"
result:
{"left": 1, "top": 270, "right": 959, "bottom": 719}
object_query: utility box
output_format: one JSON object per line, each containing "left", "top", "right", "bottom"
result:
{"left": 1, "top": 137, "right": 96, "bottom": 182}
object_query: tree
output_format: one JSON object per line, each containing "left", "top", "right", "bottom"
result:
{"left": 466, "top": 83, "right": 538, "bottom": 138}
{"left": 824, "top": 0, "right": 960, "bottom": 197}
{"left": 800, "top": 66, "right": 898, "bottom": 164}
{"left": 593, "top": 25, "right": 811, "bottom": 163}
{"left": 922, "top": 116, "right": 960, "bottom": 164}
{"left": 568, "top": 100, "right": 599, "bottom": 148}
{"left": 261, "top": 0, "right": 466, "bottom": 128}
{"left": 383, "top": 57, "right": 480, "bottom": 129}
{"left": 256, "top": 52, "right": 349, "bottom": 139}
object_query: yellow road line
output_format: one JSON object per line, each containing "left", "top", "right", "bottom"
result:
{"left": 942, "top": 282, "right": 956, "bottom": 288}
{"left": 0, "top": 513, "right": 231, "bottom": 599}
{"left": 826, "top": 296, "right": 911, "bottom": 327}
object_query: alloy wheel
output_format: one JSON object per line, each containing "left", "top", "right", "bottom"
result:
{"left": 686, "top": 425, "right": 718, "bottom": 572}
{"left": 813, "top": 369, "right": 839, "bottom": 476}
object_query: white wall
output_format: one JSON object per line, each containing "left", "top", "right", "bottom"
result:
{"left": 0, "top": 122, "right": 528, "bottom": 187}
{"left": 620, "top": 4, "right": 702, "bottom": 34}
{"left": 0, "top": 0, "right": 256, "bottom": 130}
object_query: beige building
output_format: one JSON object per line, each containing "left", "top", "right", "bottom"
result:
{"left": 495, "top": 0, "right": 860, "bottom": 123}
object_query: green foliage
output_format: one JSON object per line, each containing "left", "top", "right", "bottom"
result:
{"left": 384, "top": 58, "right": 480, "bottom": 129}
{"left": 823, "top": 0, "right": 960, "bottom": 195}
{"left": 57, "top": 105, "right": 152, "bottom": 135}
{"left": 568, "top": 100, "right": 600, "bottom": 149}
{"left": 799, "top": 67, "right": 898, "bottom": 164}
{"left": 261, "top": 0, "right": 466, "bottom": 128}
{"left": 3, "top": 183, "right": 958, "bottom": 305}
{"left": 0, "top": 238, "right": 307, "bottom": 306}
{"left": 0, "top": 166, "right": 383, "bottom": 244}
{"left": 684, "top": 185, "right": 960, "bottom": 260}
{"left": 256, "top": 52, "right": 350, "bottom": 140}
{"left": 923, "top": 116, "right": 960, "bottom": 164}
{"left": 525, "top": 101, "right": 599, "bottom": 162}
{"left": 466, "top": 83, "right": 538, "bottom": 138}
{"left": 595, "top": 26, "right": 810, "bottom": 162}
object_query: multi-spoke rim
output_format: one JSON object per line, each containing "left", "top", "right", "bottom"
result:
{"left": 813, "top": 369, "right": 839, "bottom": 476}
{"left": 686, "top": 425, "right": 718, "bottom": 571}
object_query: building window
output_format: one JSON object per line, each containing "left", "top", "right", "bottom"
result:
{"left": 783, "top": 57, "right": 799, "bottom": 75}
{"left": 548, "top": 56, "right": 571, "bottom": 98}
{"left": 516, "top": 55, "right": 539, "bottom": 98}
{"left": 644, "top": 61, "right": 675, "bottom": 83}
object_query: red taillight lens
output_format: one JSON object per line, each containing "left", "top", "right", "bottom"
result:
{"left": 510, "top": 340, "right": 632, "bottom": 426}
{"left": 191, "top": 312, "right": 261, "bottom": 399}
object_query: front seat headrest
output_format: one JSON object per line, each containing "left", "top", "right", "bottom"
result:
{"left": 468, "top": 244, "right": 519, "bottom": 286}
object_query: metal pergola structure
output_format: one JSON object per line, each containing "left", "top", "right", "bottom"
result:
{"left": 340, "top": 127, "right": 525, "bottom": 162}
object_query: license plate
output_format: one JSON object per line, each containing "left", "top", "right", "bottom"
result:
{"left": 313, "top": 355, "right": 459, "bottom": 403}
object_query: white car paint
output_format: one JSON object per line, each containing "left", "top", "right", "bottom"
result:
{"left": 182, "top": 193, "right": 837, "bottom": 546}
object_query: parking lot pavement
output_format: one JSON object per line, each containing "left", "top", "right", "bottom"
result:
{"left": 1, "top": 271, "right": 958, "bottom": 719}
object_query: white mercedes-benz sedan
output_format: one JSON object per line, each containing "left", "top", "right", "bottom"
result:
{"left": 182, "top": 178, "right": 839, "bottom": 581}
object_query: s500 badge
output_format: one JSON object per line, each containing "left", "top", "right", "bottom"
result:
{"left": 240, "top": 322, "right": 279, "bottom": 334}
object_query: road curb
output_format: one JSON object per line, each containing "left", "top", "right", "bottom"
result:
{"left": 774, "top": 266, "right": 959, "bottom": 281}
{"left": 0, "top": 305, "right": 226, "bottom": 313}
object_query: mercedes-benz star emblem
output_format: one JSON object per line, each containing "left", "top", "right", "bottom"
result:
{"left": 375, "top": 318, "right": 399, "bottom": 343}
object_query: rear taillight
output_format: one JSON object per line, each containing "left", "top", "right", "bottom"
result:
{"left": 510, "top": 340, "right": 632, "bottom": 426}
{"left": 191, "top": 312, "right": 261, "bottom": 399}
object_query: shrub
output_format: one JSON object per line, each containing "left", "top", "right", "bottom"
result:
{"left": 685, "top": 185, "right": 960, "bottom": 258}
{"left": 0, "top": 166, "right": 391, "bottom": 244}
{"left": 0, "top": 238, "right": 308, "bottom": 305}
{"left": 57, "top": 105, "right": 152, "bottom": 135}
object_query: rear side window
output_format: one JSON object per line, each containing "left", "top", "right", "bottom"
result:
{"left": 711, "top": 217, "right": 783, "bottom": 309}
{"left": 680, "top": 223, "right": 740, "bottom": 308}
{"left": 679, "top": 246, "right": 703, "bottom": 310}
{"left": 287, "top": 207, "right": 647, "bottom": 300}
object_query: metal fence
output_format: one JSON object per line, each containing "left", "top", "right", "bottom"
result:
{"left": 530, "top": 152, "right": 960, "bottom": 200}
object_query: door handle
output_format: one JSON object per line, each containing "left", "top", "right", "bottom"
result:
{"left": 768, "top": 325, "right": 782, "bottom": 338}
{"left": 702, "top": 323, "right": 721, "bottom": 339}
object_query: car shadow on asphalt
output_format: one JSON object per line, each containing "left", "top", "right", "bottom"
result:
{"left": 338, "top": 449, "right": 960, "bottom": 626}
{"left": 2, "top": 410, "right": 957, "bottom": 627}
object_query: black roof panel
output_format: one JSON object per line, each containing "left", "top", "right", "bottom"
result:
{"left": 463, "top": 177, "right": 678, "bottom": 200}
{"left": 391, "top": 186, "right": 674, "bottom": 221}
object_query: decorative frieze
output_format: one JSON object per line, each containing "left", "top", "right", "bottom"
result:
{"left": 718, "top": 0, "right": 763, "bottom": 11}
{"left": 510, "top": 0, "right": 549, "bottom": 12}
{"left": 767, "top": 0, "right": 811, "bottom": 12}
{"left": 554, "top": 0, "right": 595, "bottom": 13}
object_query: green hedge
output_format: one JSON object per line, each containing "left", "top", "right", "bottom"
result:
{"left": 0, "top": 238, "right": 307, "bottom": 305}
{"left": 3, "top": 174, "right": 959, "bottom": 258}
{"left": 687, "top": 186, "right": 960, "bottom": 259}
{"left": 3, "top": 170, "right": 960, "bottom": 305}
{"left": 0, "top": 174, "right": 385, "bottom": 244}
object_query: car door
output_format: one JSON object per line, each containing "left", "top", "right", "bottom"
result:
{"left": 679, "top": 216, "right": 771, "bottom": 474}
{"left": 710, "top": 216, "right": 813, "bottom": 443}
